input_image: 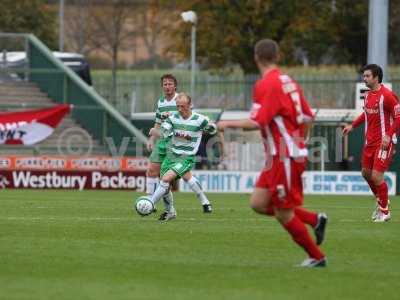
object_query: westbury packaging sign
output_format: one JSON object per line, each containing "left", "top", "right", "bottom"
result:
{"left": 0, "top": 170, "right": 146, "bottom": 191}
{"left": 0, "top": 155, "right": 148, "bottom": 191}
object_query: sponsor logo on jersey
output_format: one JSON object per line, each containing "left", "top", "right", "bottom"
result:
{"left": 365, "top": 108, "right": 379, "bottom": 114}
{"left": 174, "top": 132, "right": 193, "bottom": 141}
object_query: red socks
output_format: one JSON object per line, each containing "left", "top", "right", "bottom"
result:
{"left": 283, "top": 216, "right": 324, "bottom": 260}
{"left": 376, "top": 181, "right": 389, "bottom": 213}
{"left": 366, "top": 178, "right": 389, "bottom": 213}
{"left": 294, "top": 207, "right": 318, "bottom": 227}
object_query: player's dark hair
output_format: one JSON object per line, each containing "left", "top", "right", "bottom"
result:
{"left": 254, "top": 39, "right": 279, "bottom": 64}
{"left": 161, "top": 74, "right": 178, "bottom": 87}
{"left": 362, "top": 64, "right": 383, "bottom": 83}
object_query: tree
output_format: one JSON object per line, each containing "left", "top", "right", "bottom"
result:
{"left": 328, "top": 0, "right": 368, "bottom": 66}
{"left": 389, "top": 0, "right": 400, "bottom": 64}
{"left": 136, "top": 0, "right": 171, "bottom": 69}
{"left": 63, "top": 0, "right": 96, "bottom": 56}
{"left": 88, "top": 0, "right": 136, "bottom": 104}
{"left": 0, "top": 0, "right": 57, "bottom": 49}
{"left": 166, "top": 0, "right": 330, "bottom": 73}
{"left": 166, "top": 0, "right": 400, "bottom": 72}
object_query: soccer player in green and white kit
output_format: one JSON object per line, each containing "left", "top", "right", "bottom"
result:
{"left": 146, "top": 75, "right": 212, "bottom": 219}
{"left": 146, "top": 74, "right": 178, "bottom": 213}
{"left": 149, "top": 92, "right": 217, "bottom": 221}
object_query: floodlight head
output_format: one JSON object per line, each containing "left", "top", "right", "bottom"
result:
{"left": 181, "top": 11, "right": 197, "bottom": 24}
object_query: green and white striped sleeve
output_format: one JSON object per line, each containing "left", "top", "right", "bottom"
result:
{"left": 161, "top": 117, "right": 173, "bottom": 138}
{"left": 155, "top": 105, "right": 162, "bottom": 124}
{"left": 198, "top": 115, "right": 217, "bottom": 135}
{"left": 199, "top": 116, "right": 210, "bottom": 130}
{"left": 204, "top": 122, "right": 217, "bottom": 135}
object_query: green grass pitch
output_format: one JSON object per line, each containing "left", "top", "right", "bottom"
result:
{"left": 1, "top": 190, "right": 399, "bottom": 300}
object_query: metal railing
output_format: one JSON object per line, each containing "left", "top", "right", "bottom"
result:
{"left": 93, "top": 71, "right": 400, "bottom": 114}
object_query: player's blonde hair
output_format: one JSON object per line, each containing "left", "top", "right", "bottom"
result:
{"left": 177, "top": 92, "right": 192, "bottom": 105}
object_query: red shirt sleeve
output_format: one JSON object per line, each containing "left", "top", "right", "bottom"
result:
{"left": 351, "top": 113, "right": 365, "bottom": 128}
{"left": 383, "top": 90, "right": 399, "bottom": 111}
{"left": 300, "top": 89, "right": 314, "bottom": 123}
{"left": 250, "top": 81, "right": 282, "bottom": 127}
{"left": 385, "top": 91, "right": 400, "bottom": 136}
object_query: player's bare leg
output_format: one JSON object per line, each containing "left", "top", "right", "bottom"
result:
{"left": 249, "top": 188, "right": 273, "bottom": 215}
{"left": 371, "top": 170, "right": 391, "bottom": 222}
{"left": 182, "top": 172, "right": 212, "bottom": 213}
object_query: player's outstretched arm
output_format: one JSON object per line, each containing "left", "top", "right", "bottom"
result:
{"left": 147, "top": 123, "right": 161, "bottom": 151}
{"left": 217, "top": 119, "right": 259, "bottom": 131}
{"left": 343, "top": 113, "right": 365, "bottom": 136}
{"left": 342, "top": 124, "right": 353, "bottom": 136}
{"left": 351, "top": 113, "right": 365, "bottom": 128}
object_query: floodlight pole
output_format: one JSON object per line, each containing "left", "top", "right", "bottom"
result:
{"left": 181, "top": 11, "right": 197, "bottom": 98}
{"left": 368, "top": 0, "right": 389, "bottom": 80}
{"left": 59, "top": 0, "right": 65, "bottom": 52}
{"left": 190, "top": 24, "right": 196, "bottom": 98}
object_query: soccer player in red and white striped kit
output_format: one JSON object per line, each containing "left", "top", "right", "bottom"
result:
{"left": 343, "top": 64, "right": 400, "bottom": 222}
{"left": 218, "top": 39, "right": 327, "bottom": 267}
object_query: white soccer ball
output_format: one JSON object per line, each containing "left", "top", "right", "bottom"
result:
{"left": 135, "top": 196, "right": 154, "bottom": 216}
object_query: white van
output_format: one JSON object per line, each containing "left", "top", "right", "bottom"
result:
{"left": 0, "top": 51, "right": 92, "bottom": 85}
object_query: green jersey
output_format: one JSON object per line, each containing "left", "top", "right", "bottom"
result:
{"left": 154, "top": 93, "right": 178, "bottom": 125}
{"left": 149, "top": 93, "right": 178, "bottom": 163}
{"left": 161, "top": 111, "right": 215, "bottom": 156}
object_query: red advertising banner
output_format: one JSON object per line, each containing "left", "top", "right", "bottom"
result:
{"left": 0, "top": 156, "right": 148, "bottom": 171}
{"left": 0, "top": 170, "right": 146, "bottom": 191}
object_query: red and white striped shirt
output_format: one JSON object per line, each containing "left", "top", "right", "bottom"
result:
{"left": 352, "top": 85, "right": 400, "bottom": 148}
{"left": 250, "top": 68, "right": 314, "bottom": 159}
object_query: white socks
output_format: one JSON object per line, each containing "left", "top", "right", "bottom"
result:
{"left": 146, "top": 177, "right": 159, "bottom": 195}
{"left": 148, "top": 177, "right": 208, "bottom": 211}
{"left": 163, "top": 191, "right": 175, "bottom": 213}
{"left": 147, "top": 177, "right": 175, "bottom": 212}
{"left": 150, "top": 180, "right": 170, "bottom": 205}
{"left": 187, "top": 177, "right": 210, "bottom": 205}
